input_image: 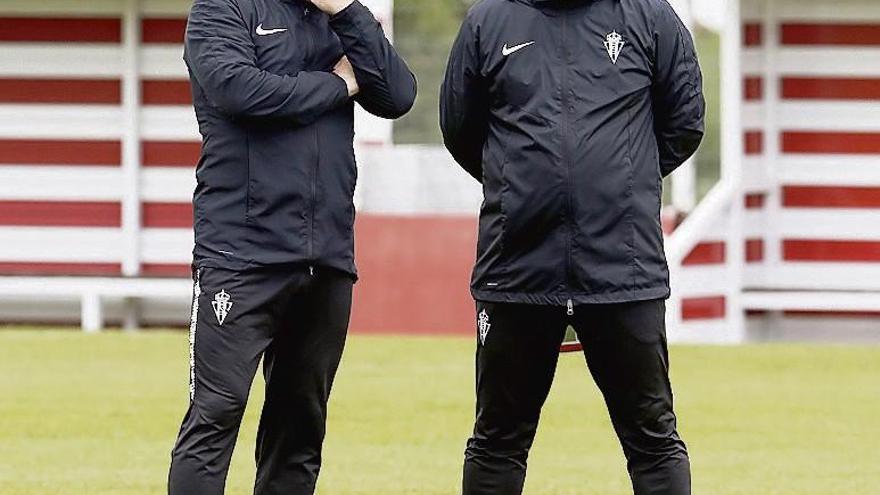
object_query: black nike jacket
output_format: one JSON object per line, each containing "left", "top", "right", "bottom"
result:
{"left": 185, "top": 0, "right": 416, "bottom": 277}
{"left": 441, "top": 0, "right": 705, "bottom": 306}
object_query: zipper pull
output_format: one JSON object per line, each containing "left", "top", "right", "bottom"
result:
{"left": 566, "top": 299, "right": 574, "bottom": 316}
{"left": 309, "top": 266, "right": 315, "bottom": 276}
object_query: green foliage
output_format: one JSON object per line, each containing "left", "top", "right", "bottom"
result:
{"left": 392, "top": 0, "right": 474, "bottom": 144}
{"left": 693, "top": 26, "right": 721, "bottom": 199}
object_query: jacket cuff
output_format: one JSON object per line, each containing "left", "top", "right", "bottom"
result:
{"left": 328, "top": 0, "right": 375, "bottom": 34}
{"left": 323, "top": 71, "right": 352, "bottom": 103}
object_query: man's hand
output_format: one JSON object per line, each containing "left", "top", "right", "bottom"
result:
{"left": 333, "top": 56, "right": 359, "bottom": 97}
{"left": 308, "top": 0, "right": 354, "bottom": 15}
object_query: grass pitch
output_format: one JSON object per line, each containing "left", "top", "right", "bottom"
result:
{"left": 1, "top": 329, "right": 878, "bottom": 494}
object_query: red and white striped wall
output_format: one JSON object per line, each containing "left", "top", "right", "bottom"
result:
{"left": 669, "top": 0, "right": 880, "bottom": 342}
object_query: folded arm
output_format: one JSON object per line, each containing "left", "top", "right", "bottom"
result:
{"left": 185, "top": 0, "right": 350, "bottom": 124}
{"left": 328, "top": 1, "right": 417, "bottom": 119}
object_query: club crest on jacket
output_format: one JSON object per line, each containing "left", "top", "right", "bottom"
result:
{"left": 604, "top": 31, "right": 625, "bottom": 64}
{"left": 212, "top": 290, "right": 233, "bottom": 326}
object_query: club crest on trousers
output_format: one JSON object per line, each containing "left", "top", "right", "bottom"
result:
{"left": 212, "top": 290, "right": 233, "bottom": 326}
{"left": 478, "top": 309, "right": 491, "bottom": 345}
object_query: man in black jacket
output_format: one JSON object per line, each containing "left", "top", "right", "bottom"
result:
{"left": 168, "top": 0, "right": 415, "bottom": 493}
{"left": 441, "top": 0, "right": 704, "bottom": 494}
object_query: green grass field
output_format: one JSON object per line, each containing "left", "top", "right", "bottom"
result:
{"left": 1, "top": 329, "right": 878, "bottom": 494}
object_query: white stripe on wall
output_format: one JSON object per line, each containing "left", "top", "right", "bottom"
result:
{"left": 141, "top": 46, "right": 188, "bottom": 79}
{"left": 757, "top": 264, "right": 880, "bottom": 291}
{"left": 0, "top": 0, "right": 122, "bottom": 15}
{"left": 674, "top": 265, "right": 729, "bottom": 298}
{"left": 776, "top": 0, "right": 880, "bottom": 21}
{"left": 141, "top": 106, "right": 199, "bottom": 141}
{"left": 779, "top": 209, "right": 880, "bottom": 240}
{"left": 0, "top": 105, "right": 122, "bottom": 139}
{"left": 0, "top": 227, "right": 122, "bottom": 262}
{"left": 141, "top": 167, "right": 196, "bottom": 202}
{"left": 0, "top": 166, "right": 123, "bottom": 201}
{"left": 779, "top": 156, "right": 880, "bottom": 186}
{"left": 141, "top": 228, "right": 193, "bottom": 264}
{"left": 744, "top": 102, "right": 880, "bottom": 133}
{"left": 778, "top": 48, "right": 880, "bottom": 77}
{"left": 0, "top": 44, "right": 123, "bottom": 77}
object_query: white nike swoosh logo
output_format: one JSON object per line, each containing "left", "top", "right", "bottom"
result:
{"left": 502, "top": 41, "right": 535, "bottom": 56}
{"left": 256, "top": 24, "right": 288, "bottom": 36}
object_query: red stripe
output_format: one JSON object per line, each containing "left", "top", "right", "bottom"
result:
{"left": 142, "top": 80, "right": 192, "bottom": 105}
{"left": 745, "top": 193, "right": 766, "bottom": 209}
{"left": 142, "top": 263, "right": 191, "bottom": 277}
{"left": 784, "top": 240, "right": 880, "bottom": 262}
{"left": 745, "top": 131, "right": 764, "bottom": 155}
{"left": 744, "top": 23, "right": 763, "bottom": 47}
{"left": 782, "top": 77, "right": 880, "bottom": 100}
{"left": 683, "top": 241, "right": 725, "bottom": 266}
{"left": 782, "top": 132, "right": 880, "bottom": 154}
{"left": 0, "top": 17, "right": 121, "bottom": 43}
{"left": 744, "top": 76, "right": 763, "bottom": 101}
{"left": 783, "top": 186, "right": 880, "bottom": 208}
{"left": 142, "top": 18, "right": 187, "bottom": 44}
{"left": 682, "top": 296, "right": 726, "bottom": 320}
{"left": 0, "top": 78, "right": 120, "bottom": 104}
{"left": 781, "top": 23, "right": 880, "bottom": 46}
{"left": 746, "top": 239, "right": 765, "bottom": 263}
{"left": 682, "top": 239, "right": 764, "bottom": 265}
{"left": 143, "top": 202, "right": 193, "bottom": 228}
{"left": 0, "top": 262, "right": 121, "bottom": 276}
{"left": 0, "top": 201, "right": 120, "bottom": 227}
{"left": 142, "top": 141, "right": 201, "bottom": 167}
{"left": 0, "top": 139, "right": 120, "bottom": 166}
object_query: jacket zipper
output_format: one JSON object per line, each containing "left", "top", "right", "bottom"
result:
{"left": 305, "top": 6, "right": 318, "bottom": 262}
{"left": 561, "top": 13, "right": 575, "bottom": 316}
{"left": 309, "top": 126, "right": 319, "bottom": 260}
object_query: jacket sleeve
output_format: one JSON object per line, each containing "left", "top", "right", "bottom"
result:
{"left": 652, "top": 2, "right": 706, "bottom": 178}
{"left": 439, "top": 17, "right": 489, "bottom": 183}
{"left": 185, "top": 0, "right": 350, "bottom": 124}
{"left": 329, "top": 1, "right": 417, "bottom": 119}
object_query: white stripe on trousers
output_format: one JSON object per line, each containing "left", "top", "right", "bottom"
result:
{"left": 188, "top": 270, "right": 201, "bottom": 402}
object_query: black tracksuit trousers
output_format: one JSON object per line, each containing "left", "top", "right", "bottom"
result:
{"left": 463, "top": 299, "right": 690, "bottom": 495}
{"left": 168, "top": 265, "right": 352, "bottom": 495}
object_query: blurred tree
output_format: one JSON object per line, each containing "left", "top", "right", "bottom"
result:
{"left": 392, "top": 0, "right": 473, "bottom": 144}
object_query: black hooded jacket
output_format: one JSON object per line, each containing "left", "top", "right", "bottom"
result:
{"left": 441, "top": 0, "right": 704, "bottom": 306}
{"left": 185, "top": 0, "right": 416, "bottom": 277}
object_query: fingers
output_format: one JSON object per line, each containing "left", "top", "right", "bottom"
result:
{"left": 332, "top": 56, "right": 359, "bottom": 97}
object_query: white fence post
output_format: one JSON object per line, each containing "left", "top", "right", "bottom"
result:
{"left": 720, "top": 0, "right": 746, "bottom": 342}
{"left": 81, "top": 292, "right": 104, "bottom": 333}
{"left": 121, "top": 0, "right": 143, "bottom": 330}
